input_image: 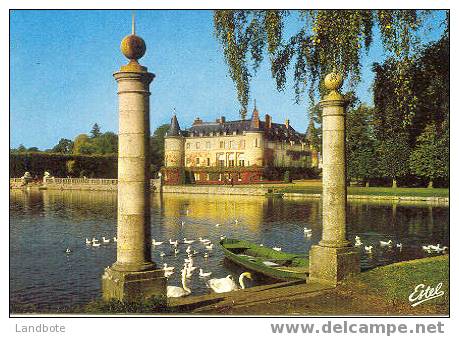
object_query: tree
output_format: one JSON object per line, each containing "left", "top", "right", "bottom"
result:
{"left": 73, "top": 134, "right": 92, "bottom": 155}
{"left": 90, "top": 123, "right": 102, "bottom": 138}
{"left": 52, "top": 138, "right": 73, "bottom": 154}
{"left": 27, "top": 147, "right": 40, "bottom": 152}
{"left": 213, "top": 10, "right": 441, "bottom": 119}
{"left": 409, "top": 122, "right": 449, "bottom": 187}
{"left": 92, "top": 132, "right": 118, "bottom": 154}
{"left": 17, "top": 144, "right": 27, "bottom": 153}
{"left": 150, "top": 124, "right": 170, "bottom": 174}
{"left": 346, "top": 104, "right": 378, "bottom": 185}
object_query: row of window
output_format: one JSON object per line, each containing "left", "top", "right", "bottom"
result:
{"left": 186, "top": 156, "right": 246, "bottom": 167}
{"left": 185, "top": 139, "right": 258, "bottom": 150}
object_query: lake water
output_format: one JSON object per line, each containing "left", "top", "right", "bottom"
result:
{"left": 10, "top": 189, "right": 449, "bottom": 311}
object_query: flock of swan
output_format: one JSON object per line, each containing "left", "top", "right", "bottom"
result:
{"left": 354, "top": 235, "right": 448, "bottom": 255}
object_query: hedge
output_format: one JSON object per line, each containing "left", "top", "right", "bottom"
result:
{"left": 10, "top": 153, "right": 118, "bottom": 178}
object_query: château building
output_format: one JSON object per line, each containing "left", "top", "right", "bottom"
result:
{"left": 162, "top": 104, "right": 319, "bottom": 185}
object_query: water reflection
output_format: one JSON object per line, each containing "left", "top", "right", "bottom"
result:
{"left": 10, "top": 189, "right": 449, "bottom": 311}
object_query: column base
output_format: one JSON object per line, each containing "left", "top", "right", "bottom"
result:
{"left": 101, "top": 267, "right": 166, "bottom": 302}
{"left": 308, "top": 245, "right": 360, "bottom": 286}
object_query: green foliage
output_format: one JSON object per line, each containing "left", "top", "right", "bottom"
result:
{"left": 10, "top": 153, "right": 117, "bottom": 178}
{"left": 90, "top": 123, "right": 102, "bottom": 138}
{"left": 213, "top": 10, "right": 438, "bottom": 117}
{"left": 150, "top": 124, "right": 170, "bottom": 174}
{"left": 73, "top": 134, "right": 92, "bottom": 154}
{"left": 346, "top": 104, "right": 378, "bottom": 182}
{"left": 409, "top": 122, "right": 449, "bottom": 184}
{"left": 283, "top": 170, "right": 291, "bottom": 182}
{"left": 52, "top": 138, "right": 73, "bottom": 154}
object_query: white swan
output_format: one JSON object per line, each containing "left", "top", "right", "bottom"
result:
{"left": 85, "top": 238, "right": 91, "bottom": 245}
{"left": 166, "top": 270, "right": 191, "bottom": 298}
{"left": 396, "top": 243, "right": 403, "bottom": 249}
{"left": 199, "top": 268, "right": 212, "bottom": 277}
{"left": 215, "top": 223, "right": 220, "bottom": 227}
{"left": 65, "top": 248, "right": 71, "bottom": 254}
{"left": 174, "top": 248, "right": 180, "bottom": 255}
{"left": 113, "top": 237, "right": 117, "bottom": 242}
{"left": 273, "top": 247, "right": 282, "bottom": 251}
{"left": 92, "top": 241, "right": 101, "bottom": 247}
{"left": 207, "top": 272, "right": 252, "bottom": 293}
{"left": 102, "top": 236, "right": 110, "bottom": 243}
{"left": 203, "top": 252, "right": 209, "bottom": 258}
{"left": 186, "top": 246, "right": 192, "bottom": 254}
{"left": 303, "top": 227, "right": 312, "bottom": 233}
{"left": 354, "top": 240, "right": 362, "bottom": 247}
{"left": 159, "top": 251, "right": 166, "bottom": 257}
{"left": 169, "top": 239, "right": 178, "bottom": 246}
{"left": 183, "top": 238, "right": 195, "bottom": 244}
{"left": 181, "top": 221, "right": 185, "bottom": 227}
{"left": 163, "top": 263, "right": 175, "bottom": 272}
{"left": 380, "top": 240, "right": 393, "bottom": 247}
{"left": 205, "top": 244, "right": 214, "bottom": 250}
{"left": 92, "top": 237, "right": 99, "bottom": 244}
{"left": 364, "top": 245, "right": 373, "bottom": 253}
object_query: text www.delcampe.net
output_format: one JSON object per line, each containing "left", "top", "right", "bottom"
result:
{"left": 270, "top": 321, "right": 446, "bottom": 335}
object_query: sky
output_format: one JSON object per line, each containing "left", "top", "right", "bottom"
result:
{"left": 9, "top": 10, "right": 446, "bottom": 150}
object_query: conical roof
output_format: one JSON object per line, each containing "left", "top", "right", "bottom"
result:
{"left": 167, "top": 114, "right": 181, "bottom": 137}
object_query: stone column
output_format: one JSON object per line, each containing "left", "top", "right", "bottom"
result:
{"left": 308, "top": 72, "right": 360, "bottom": 286}
{"left": 102, "top": 30, "right": 166, "bottom": 301}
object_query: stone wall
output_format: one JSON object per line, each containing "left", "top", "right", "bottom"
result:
{"left": 162, "top": 185, "right": 269, "bottom": 196}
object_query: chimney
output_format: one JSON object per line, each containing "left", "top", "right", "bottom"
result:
{"left": 265, "top": 114, "right": 272, "bottom": 129}
{"left": 193, "top": 117, "right": 203, "bottom": 125}
{"left": 285, "top": 119, "right": 290, "bottom": 129}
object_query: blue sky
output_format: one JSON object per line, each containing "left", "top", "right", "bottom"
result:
{"left": 10, "top": 10, "right": 446, "bottom": 149}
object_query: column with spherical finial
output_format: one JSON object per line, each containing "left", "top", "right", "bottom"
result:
{"left": 308, "top": 72, "right": 360, "bottom": 286}
{"left": 102, "top": 19, "right": 166, "bottom": 301}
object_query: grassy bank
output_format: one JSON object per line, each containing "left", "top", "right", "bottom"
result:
{"left": 204, "top": 255, "right": 449, "bottom": 315}
{"left": 277, "top": 185, "right": 449, "bottom": 198}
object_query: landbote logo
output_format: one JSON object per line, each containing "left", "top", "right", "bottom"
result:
{"left": 408, "top": 282, "right": 445, "bottom": 307}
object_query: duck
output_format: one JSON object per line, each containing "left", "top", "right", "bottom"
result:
{"left": 102, "top": 237, "right": 110, "bottom": 243}
{"left": 199, "top": 268, "right": 212, "bottom": 277}
{"left": 305, "top": 233, "right": 312, "bottom": 238}
{"left": 303, "top": 227, "right": 312, "bottom": 233}
{"left": 183, "top": 238, "right": 195, "bottom": 244}
{"left": 159, "top": 251, "right": 166, "bottom": 257}
{"left": 215, "top": 223, "right": 220, "bottom": 227}
{"left": 396, "top": 243, "right": 403, "bottom": 249}
{"left": 174, "top": 248, "right": 180, "bottom": 255}
{"left": 169, "top": 239, "right": 178, "bottom": 246}
{"left": 92, "top": 237, "right": 99, "bottom": 244}
{"left": 65, "top": 248, "right": 71, "bottom": 254}
{"left": 354, "top": 240, "right": 363, "bottom": 247}
{"left": 364, "top": 245, "right": 373, "bottom": 253}
{"left": 92, "top": 241, "right": 101, "bottom": 247}
{"left": 272, "top": 247, "right": 282, "bottom": 251}
{"left": 152, "top": 239, "right": 163, "bottom": 246}
{"left": 379, "top": 240, "right": 393, "bottom": 247}
{"left": 166, "top": 270, "right": 191, "bottom": 298}
{"left": 203, "top": 252, "right": 209, "bottom": 258}
{"left": 164, "top": 270, "right": 174, "bottom": 278}
{"left": 205, "top": 244, "right": 214, "bottom": 250}
{"left": 207, "top": 272, "right": 252, "bottom": 293}
{"left": 163, "top": 263, "right": 175, "bottom": 272}
{"left": 85, "top": 238, "right": 91, "bottom": 245}
{"left": 186, "top": 246, "right": 192, "bottom": 254}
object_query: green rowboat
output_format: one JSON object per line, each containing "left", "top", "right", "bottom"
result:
{"left": 219, "top": 238, "right": 309, "bottom": 281}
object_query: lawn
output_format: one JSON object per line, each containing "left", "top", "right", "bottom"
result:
{"left": 275, "top": 183, "right": 449, "bottom": 198}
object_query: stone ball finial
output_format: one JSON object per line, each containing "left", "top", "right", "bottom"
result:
{"left": 120, "top": 34, "right": 146, "bottom": 61}
{"left": 324, "top": 72, "right": 343, "bottom": 91}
